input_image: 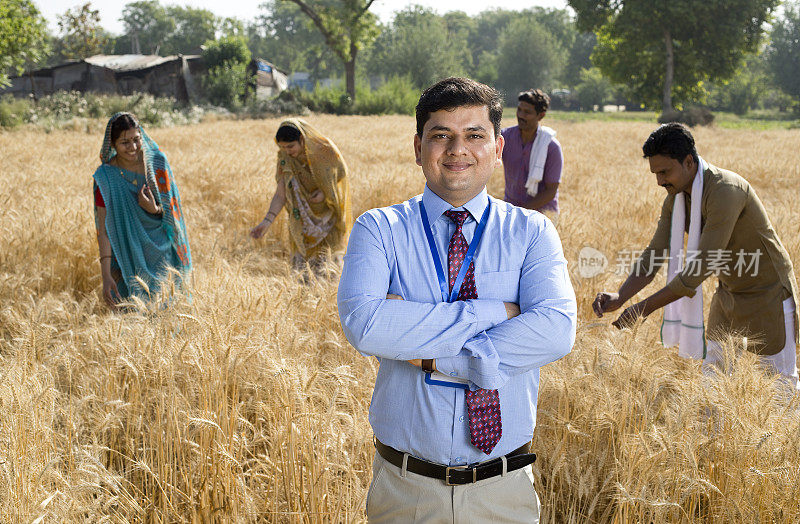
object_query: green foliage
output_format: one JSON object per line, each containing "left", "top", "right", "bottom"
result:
{"left": 56, "top": 2, "right": 108, "bottom": 60}
{"left": 118, "top": 0, "right": 175, "bottom": 54}
{"left": 766, "top": 2, "right": 800, "bottom": 103}
{"left": 0, "top": 91, "right": 210, "bottom": 130}
{"left": 290, "top": 75, "right": 419, "bottom": 115}
{"left": 706, "top": 54, "right": 767, "bottom": 115}
{"left": 202, "top": 36, "right": 253, "bottom": 110}
{"left": 569, "top": 0, "right": 780, "bottom": 110}
{"left": 291, "top": 83, "right": 352, "bottom": 114}
{"left": 247, "top": 1, "right": 338, "bottom": 82}
{"left": 0, "top": 94, "right": 32, "bottom": 128}
{"left": 353, "top": 75, "right": 420, "bottom": 115}
{"left": 244, "top": 90, "right": 310, "bottom": 118}
{"left": 465, "top": 8, "right": 578, "bottom": 89}
{"left": 116, "top": 1, "right": 226, "bottom": 55}
{"left": 289, "top": 0, "right": 380, "bottom": 62}
{"left": 202, "top": 36, "right": 251, "bottom": 69}
{"left": 0, "top": 0, "right": 50, "bottom": 88}
{"left": 162, "top": 6, "right": 218, "bottom": 55}
{"left": 203, "top": 36, "right": 252, "bottom": 110}
{"left": 466, "top": 8, "right": 520, "bottom": 77}
{"left": 283, "top": 0, "right": 380, "bottom": 99}
{"left": 203, "top": 62, "right": 251, "bottom": 110}
{"left": 574, "top": 67, "right": 615, "bottom": 110}
{"left": 495, "top": 15, "right": 566, "bottom": 103}
{"left": 563, "top": 32, "right": 596, "bottom": 88}
{"left": 366, "top": 6, "right": 470, "bottom": 90}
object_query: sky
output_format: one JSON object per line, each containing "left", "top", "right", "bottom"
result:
{"left": 39, "top": 0, "right": 570, "bottom": 35}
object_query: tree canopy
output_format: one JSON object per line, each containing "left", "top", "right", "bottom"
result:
{"left": 0, "top": 0, "right": 49, "bottom": 87}
{"left": 366, "top": 6, "right": 470, "bottom": 90}
{"left": 495, "top": 15, "right": 566, "bottom": 103}
{"left": 57, "top": 2, "right": 108, "bottom": 60}
{"left": 568, "top": 0, "right": 779, "bottom": 111}
{"left": 767, "top": 2, "right": 800, "bottom": 104}
{"left": 282, "top": 0, "right": 379, "bottom": 100}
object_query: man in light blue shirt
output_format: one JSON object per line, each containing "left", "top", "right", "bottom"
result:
{"left": 337, "top": 77, "right": 576, "bottom": 523}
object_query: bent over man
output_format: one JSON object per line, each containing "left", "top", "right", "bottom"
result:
{"left": 593, "top": 123, "right": 799, "bottom": 395}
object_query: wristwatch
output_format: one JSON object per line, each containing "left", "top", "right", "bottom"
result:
{"left": 421, "top": 359, "right": 435, "bottom": 373}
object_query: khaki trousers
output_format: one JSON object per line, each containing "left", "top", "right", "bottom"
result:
{"left": 366, "top": 452, "right": 540, "bottom": 524}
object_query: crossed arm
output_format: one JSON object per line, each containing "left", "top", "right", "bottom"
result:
{"left": 337, "top": 215, "right": 577, "bottom": 390}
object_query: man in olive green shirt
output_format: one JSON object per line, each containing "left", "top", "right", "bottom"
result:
{"left": 593, "top": 123, "right": 799, "bottom": 392}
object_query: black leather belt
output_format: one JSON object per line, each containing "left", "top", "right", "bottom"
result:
{"left": 374, "top": 438, "right": 536, "bottom": 486}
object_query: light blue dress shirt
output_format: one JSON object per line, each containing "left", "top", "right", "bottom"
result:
{"left": 337, "top": 185, "right": 577, "bottom": 465}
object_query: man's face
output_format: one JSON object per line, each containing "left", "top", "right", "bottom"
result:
{"left": 516, "top": 101, "right": 544, "bottom": 131}
{"left": 414, "top": 105, "right": 503, "bottom": 207}
{"left": 649, "top": 154, "right": 696, "bottom": 195}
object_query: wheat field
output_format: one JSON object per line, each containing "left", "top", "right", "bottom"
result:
{"left": 1, "top": 114, "right": 799, "bottom": 522}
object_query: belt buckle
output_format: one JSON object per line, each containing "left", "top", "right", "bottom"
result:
{"left": 445, "top": 465, "right": 476, "bottom": 486}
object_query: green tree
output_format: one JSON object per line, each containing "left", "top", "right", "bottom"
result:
{"left": 56, "top": 2, "right": 108, "bottom": 60}
{"left": 367, "top": 6, "right": 470, "bottom": 89}
{"left": 563, "top": 32, "right": 596, "bottom": 88}
{"left": 202, "top": 36, "right": 252, "bottom": 109}
{"left": 283, "top": 0, "right": 379, "bottom": 100}
{"left": 766, "top": 2, "right": 800, "bottom": 106}
{"left": 468, "top": 9, "right": 517, "bottom": 71}
{"left": 119, "top": 0, "right": 175, "bottom": 54}
{"left": 466, "top": 8, "right": 578, "bottom": 89}
{"left": 574, "top": 66, "right": 614, "bottom": 110}
{"left": 247, "top": 1, "right": 337, "bottom": 80}
{"left": 163, "top": 6, "right": 218, "bottom": 55}
{"left": 220, "top": 17, "right": 246, "bottom": 39}
{"left": 0, "top": 0, "right": 49, "bottom": 87}
{"left": 495, "top": 15, "right": 566, "bottom": 103}
{"left": 707, "top": 53, "right": 767, "bottom": 114}
{"left": 568, "top": 0, "right": 779, "bottom": 112}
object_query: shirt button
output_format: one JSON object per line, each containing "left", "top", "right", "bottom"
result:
{"left": 455, "top": 457, "right": 462, "bottom": 463}
{"left": 459, "top": 416, "right": 465, "bottom": 422}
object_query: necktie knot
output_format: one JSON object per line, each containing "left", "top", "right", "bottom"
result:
{"left": 444, "top": 209, "right": 470, "bottom": 230}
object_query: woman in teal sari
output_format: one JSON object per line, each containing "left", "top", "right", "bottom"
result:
{"left": 93, "top": 112, "right": 191, "bottom": 308}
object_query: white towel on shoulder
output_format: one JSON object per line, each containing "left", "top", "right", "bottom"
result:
{"left": 662, "top": 157, "right": 707, "bottom": 359}
{"left": 525, "top": 125, "right": 556, "bottom": 197}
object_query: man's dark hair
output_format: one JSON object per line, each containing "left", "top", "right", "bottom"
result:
{"left": 275, "top": 125, "right": 302, "bottom": 143}
{"left": 518, "top": 89, "right": 550, "bottom": 114}
{"left": 642, "top": 123, "right": 699, "bottom": 164}
{"left": 415, "top": 77, "right": 503, "bottom": 137}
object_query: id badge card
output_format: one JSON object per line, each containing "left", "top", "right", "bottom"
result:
{"left": 424, "top": 371, "right": 469, "bottom": 390}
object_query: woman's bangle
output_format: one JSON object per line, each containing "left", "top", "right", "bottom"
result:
{"left": 99, "top": 255, "right": 112, "bottom": 261}
{"left": 264, "top": 212, "right": 276, "bottom": 222}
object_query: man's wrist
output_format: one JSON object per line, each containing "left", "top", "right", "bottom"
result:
{"left": 421, "top": 359, "right": 435, "bottom": 373}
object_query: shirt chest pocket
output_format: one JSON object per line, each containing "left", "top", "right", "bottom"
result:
{"left": 475, "top": 269, "right": 520, "bottom": 302}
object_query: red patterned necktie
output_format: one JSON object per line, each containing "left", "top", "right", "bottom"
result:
{"left": 443, "top": 209, "right": 502, "bottom": 455}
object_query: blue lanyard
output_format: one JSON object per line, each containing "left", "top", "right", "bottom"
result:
{"left": 419, "top": 200, "right": 491, "bottom": 303}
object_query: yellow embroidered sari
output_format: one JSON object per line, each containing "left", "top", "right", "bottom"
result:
{"left": 275, "top": 118, "right": 351, "bottom": 261}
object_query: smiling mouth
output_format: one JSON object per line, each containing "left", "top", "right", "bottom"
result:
{"left": 443, "top": 163, "right": 472, "bottom": 171}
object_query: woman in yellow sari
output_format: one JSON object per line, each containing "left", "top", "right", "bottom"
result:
{"left": 250, "top": 119, "right": 351, "bottom": 269}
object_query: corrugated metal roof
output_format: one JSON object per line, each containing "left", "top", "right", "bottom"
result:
{"left": 84, "top": 54, "right": 177, "bottom": 71}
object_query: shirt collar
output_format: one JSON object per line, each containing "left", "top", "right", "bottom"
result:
{"left": 422, "top": 185, "right": 489, "bottom": 224}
